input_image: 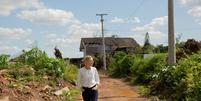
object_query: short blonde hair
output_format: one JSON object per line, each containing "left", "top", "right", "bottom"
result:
{"left": 82, "top": 55, "right": 93, "bottom": 62}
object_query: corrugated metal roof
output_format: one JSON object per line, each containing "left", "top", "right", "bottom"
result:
{"left": 8, "top": 51, "right": 23, "bottom": 60}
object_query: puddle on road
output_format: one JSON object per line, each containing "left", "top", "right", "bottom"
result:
{"left": 108, "top": 85, "right": 140, "bottom": 97}
{"left": 113, "top": 88, "right": 140, "bottom": 97}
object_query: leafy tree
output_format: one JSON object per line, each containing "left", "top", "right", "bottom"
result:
{"left": 175, "top": 33, "right": 185, "bottom": 48}
{"left": 111, "top": 34, "right": 118, "bottom": 38}
{"left": 154, "top": 34, "right": 184, "bottom": 54}
{"left": 155, "top": 44, "right": 168, "bottom": 53}
{"left": 143, "top": 44, "right": 155, "bottom": 54}
{"left": 135, "top": 47, "right": 143, "bottom": 53}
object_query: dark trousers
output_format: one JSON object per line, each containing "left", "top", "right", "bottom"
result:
{"left": 82, "top": 87, "right": 98, "bottom": 101}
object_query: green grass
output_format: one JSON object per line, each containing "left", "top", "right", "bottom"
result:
{"left": 48, "top": 81, "right": 56, "bottom": 88}
{"left": 138, "top": 86, "right": 150, "bottom": 95}
{"left": 62, "top": 87, "right": 81, "bottom": 101}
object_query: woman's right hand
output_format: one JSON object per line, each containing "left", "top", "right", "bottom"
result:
{"left": 80, "top": 88, "right": 85, "bottom": 92}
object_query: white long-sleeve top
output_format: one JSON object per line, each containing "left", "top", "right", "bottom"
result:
{"left": 77, "top": 67, "right": 100, "bottom": 88}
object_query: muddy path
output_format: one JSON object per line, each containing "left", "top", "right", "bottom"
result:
{"left": 76, "top": 71, "right": 150, "bottom": 101}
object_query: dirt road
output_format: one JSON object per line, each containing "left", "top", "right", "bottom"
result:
{"left": 76, "top": 71, "right": 149, "bottom": 101}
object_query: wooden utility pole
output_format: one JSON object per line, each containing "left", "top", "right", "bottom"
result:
{"left": 96, "top": 14, "right": 107, "bottom": 70}
{"left": 168, "top": 0, "right": 176, "bottom": 65}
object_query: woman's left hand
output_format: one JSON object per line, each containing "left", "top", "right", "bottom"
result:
{"left": 92, "top": 85, "right": 98, "bottom": 90}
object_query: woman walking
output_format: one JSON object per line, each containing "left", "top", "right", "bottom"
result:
{"left": 78, "top": 55, "right": 100, "bottom": 101}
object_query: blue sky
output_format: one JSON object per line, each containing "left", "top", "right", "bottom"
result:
{"left": 0, "top": 0, "right": 201, "bottom": 58}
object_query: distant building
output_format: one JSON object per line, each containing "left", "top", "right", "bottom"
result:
{"left": 80, "top": 37, "right": 140, "bottom": 57}
{"left": 9, "top": 50, "right": 25, "bottom": 62}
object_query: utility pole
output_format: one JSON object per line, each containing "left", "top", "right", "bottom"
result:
{"left": 82, "top": 42, "right": 87, "bottom": 57}
{"left": 96, "top": 14, "right": 107, "bottom": 70}
{"left": 168, "top": 0, "right": 176, "bottom": 65}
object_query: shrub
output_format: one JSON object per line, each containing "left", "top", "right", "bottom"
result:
{"left": 0, "top": 54, "right": 8, "bottom": 65}
{"left": 151, "top": 52, "right": 201, "bottom": 100}
{"left": 49, "top": 81, "right": 56, "bottom": 88}
{"left": 130, "top": 54, "right": 168, "bottom": 85}
{"left": 138, "top": 86, "right": 150, "bottom": 95}
{"left": 25, "top": 68, "right": 35, "bottom": 76}
{"left": 63, "top": 62, "right": 79, "bottom": 83}
{"left": 108, "top": 51, "right": 127, "bottom": 77}
{"left": 8, "top": 84, "right": 14, "bottom": 88}
{"left": 117, "top": 54, "right": 136, "bottom": 77}
{"left": 25, "top": 47, "right": 65, "bottom": 77}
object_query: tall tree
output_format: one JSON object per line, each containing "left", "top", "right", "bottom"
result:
{"left": 142, "top": 32, "right": 155, "bottom": 53}
{"left": 144, "top": 32, "right": 150, "bottom": 46}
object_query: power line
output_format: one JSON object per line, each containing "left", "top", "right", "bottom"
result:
{"left": 67, "top": 27, "right": 201, "bottom": 33}
{"left": 100, "top": 0, "right": 112, "bottom": 13}
{"left": 111, "top": 0, "right": 147, "bottom": 34}
{"left": 104, "top": 0, "right": 112, "bottom": 11}
{"left": 100, "top": 0, "right": 107, "bottom": 12}
{"left": 106, "top": 27, "right": 201, "bottom": 32}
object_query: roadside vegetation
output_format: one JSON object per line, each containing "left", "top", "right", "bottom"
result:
{"left": 0, "top": 43, "right": 80, "bottom": 101}
{"left": 108, "top": 38, "right": 201, "bottom": 100}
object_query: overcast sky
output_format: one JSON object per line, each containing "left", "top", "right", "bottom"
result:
{"left": 0, "top": 0, "right": 201, "bottom": 58}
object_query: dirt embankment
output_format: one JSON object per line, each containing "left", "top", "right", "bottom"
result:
{"left": 177, "top": 39, "right": 201, "bottom": 60}
{"left": 0, "top": 69, "right": 75, "bottom": 101}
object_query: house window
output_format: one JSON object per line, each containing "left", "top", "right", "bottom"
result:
{"left": 94, "top": 53, "right": 98, "bottom": 57}
{"left": 88, "top": 44, "right": 102, "bottom": 48}
{"left": 121, "top": 48, "right": 126, "bottom": 51}
{"left": 105, "top": 46, "right": 111, "bottom": 50}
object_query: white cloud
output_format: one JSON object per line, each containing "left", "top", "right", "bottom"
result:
{"left": 0, "top": 11, "right": 11, "bottom": 17}
{"left": 105, "top": 33, "right": 112, "bottom": 37}
{"left": 66, "top": 23, "right": 101, "bottom": 38}
{"left": 188, "top": 6, "right": 201, "bottom": 17}
{"left": 110, "top": 17, "right": 125, "bottom": 23}
{"left": 44, "top": 34, "right": 57, "bottom": 38}
{"left": 0, "top": 27, "right": 32, "bottom": 40}
{"left": 24, "top": 48, "right": 32, "bottom": 52}
{"left": 110, "top": 17, "right": 141, "bottom": 23}
{"left": 149, "top": 16, "right": 168, "bottom": 26}
{"left": 132, "top": 16, "right": 168, "bottom": 32}
{"left": 0, "top": 41, "right": 9, "bottom": 45}
{"left": 46, "top": 23, "right": 105, "bottom": 50}
{"left": 45, "top": 50, "right": 55, "bottom": 58}
{"left": 131, "top": 17, "right": 141, "bottom": 23}
{"left": 181, "top": 0, "right": 201, "bottom": 25}
{"left": 180, "top": 0, "right": 201, "bottom": 7}
{"left": 16, "top": 9, "right": 81, "bottom": 26}
{"left": 45, "top": 50, "right": 83, "bottom": 58}
{"left": 46, "top": 38, "right": 79, "bottom": 47}
{"left": 195, "top": 19, "right": 200, "bottom": 22}
{"left": 25, "top": 39, "right": 34, "bottom": 44}
{"left": 0, "top": 0, "right": 46, "bottom": 16}
{"left": 40, "top": 31, "right": 49, "bottom": 34}
{"left": 0, "top": 46, "right": 21, "bottom": 54}
{"left": 199, "top": 22, "right": 201, "bottom": 25}
{"left": 131, "top": 16, "right": 167, "bottom": 42}
{"left": 61, "top": 51, "right": 83, "bottom": 58}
